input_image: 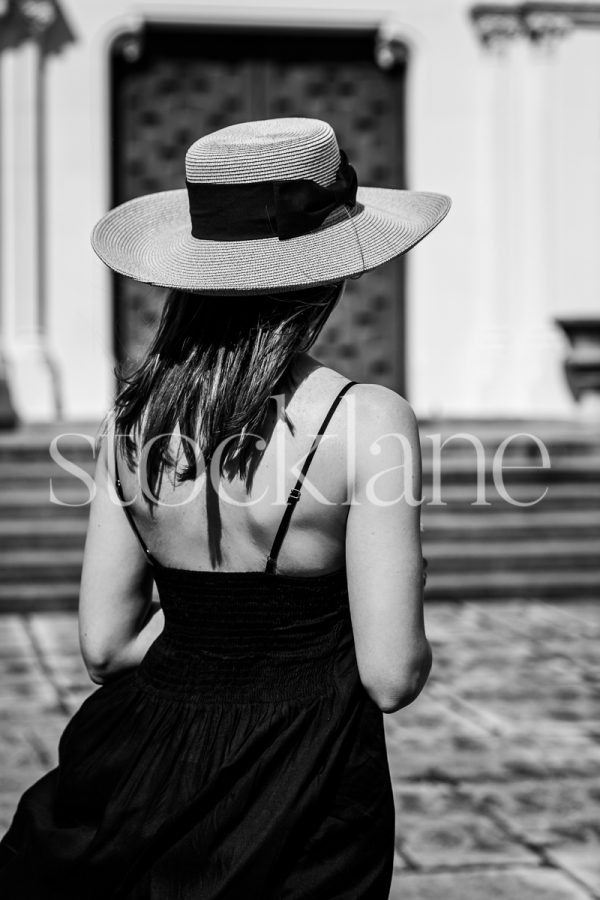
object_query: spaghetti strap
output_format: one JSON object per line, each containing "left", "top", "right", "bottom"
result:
{"left": 111, "top": 380, "right": 357, "bottom": 573}
{"left": 265, "top": 380, "right": 357, "bottom": 574}
{"left": 113, "top": 444, "right": 161, "bottom": 568}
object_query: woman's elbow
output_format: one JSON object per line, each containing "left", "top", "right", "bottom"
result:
{"left": 80, "top": 641, "right": 120, "bottom": 685}
{"left": 82, "top": 652, "right": 112, "bottom": 685}
{"left": 364, "top": 642, "right": 433, "bottom": 714}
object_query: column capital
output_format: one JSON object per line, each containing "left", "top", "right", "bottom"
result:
{"left": 18, "top": 0, "right": 57, "bottom": 35}
{"left": 471, "top": 3, "right": 600, "bottom": 49}
{"left": 523, "top": 9, "right": 574, "bottom": 43}
{"left": 0, "top": 0, "right": 74, "bottom": 55}
{"left": 471, "top": 10, "right": 526, "bottom": 50}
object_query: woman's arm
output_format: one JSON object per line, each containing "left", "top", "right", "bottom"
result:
{"left": 346, "top": 384, "right": 432, "bottom": 713}
{"left": 78, "top": 435, "right": 164, "bottom": 685}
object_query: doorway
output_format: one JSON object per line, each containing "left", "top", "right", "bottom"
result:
{"left": 110, "top": 23, "right": 407, "bottom": 391}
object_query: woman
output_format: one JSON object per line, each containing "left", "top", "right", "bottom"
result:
{"left": 0, "top": 118, "right": 450, "bottom": 898}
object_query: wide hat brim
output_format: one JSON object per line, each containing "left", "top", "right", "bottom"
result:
{"left": 91, "top": 187, "right": 451, "bottom": 295}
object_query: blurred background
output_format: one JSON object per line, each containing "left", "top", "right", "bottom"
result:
{"left": 0, "top": 1, "right": 599, "bottom": 898}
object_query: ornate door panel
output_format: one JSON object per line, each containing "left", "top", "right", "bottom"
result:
{"left": 111, "top": 25, "right": 406, "bottom": 390}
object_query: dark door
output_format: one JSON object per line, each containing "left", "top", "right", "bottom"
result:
{"left": 111, "top": 24, "right": 407, "bottom": 391}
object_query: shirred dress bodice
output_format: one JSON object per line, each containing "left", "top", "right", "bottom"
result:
{"left": 139, "top": 567, "right": 351, "bottom": 704}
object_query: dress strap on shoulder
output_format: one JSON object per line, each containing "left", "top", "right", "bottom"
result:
{"left": 265, "top": 380, "right": 358, "bottom": 574}
{"left": 113, "top": 443, "right": 160, "bottom": 568}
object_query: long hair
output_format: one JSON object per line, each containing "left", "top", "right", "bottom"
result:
{"left": 105, "top": 281, "right": 345, "bottom": 502}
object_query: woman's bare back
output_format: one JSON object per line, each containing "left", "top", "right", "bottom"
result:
{"left": 115, "top": 353, "right": 355, "bottom": 576}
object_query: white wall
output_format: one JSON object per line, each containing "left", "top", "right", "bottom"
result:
{"left": 5, "top": 0, "right": 600, "bottom": 420}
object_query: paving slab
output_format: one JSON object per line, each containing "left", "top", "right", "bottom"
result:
{"left": 0, "top": 722, "right": 44, "bottom": 770}
{"left": 388, "top": 718, "right": 600, "bottom": 784}
{"left": 0, "top": 675, "right": 59, "bottom": 712}
{"left": 387, "top": 724, "right": 529, "bottom": 783}
{"left": 0, "top": 650, "right": 40, "bottom": 680}
{"left": 0, "top": 794, "right": 24, "bottom": 833}
{"left": 462, "top": 779, "right": 600, "bottom": 847}
{"left": 395, "top": 782, "right": 538, "bottom": 868}
{"left": 460, "top": 780, "right": 600, "bottom": 894}
{"left": 2, "top": 601, "right": 599, "bottom": 898}
{"left": 0, "top": 764, "right": 48, "bottom": 796}
{"left": 0, "top": 615, "right": 32, "bottom": 651}
{"left": 41, "top": 653, "right": 96, "bottom": 702}
{"left": 389, "top": 867, "right": 595, "bottom": 900}
{"left": 393, "top": 845, "right": 408, "bottom": 871}
{"left": 550, "top": 841, "right": 600, "bottom": 896}
{"left": 538, "top": 601, "right": 600, "bottom": 632}
{"left": 27, "top": 613, "right": 82, "bottom": 656}
{"left": 62, "top": 686, "right": 96, "bottom": 714}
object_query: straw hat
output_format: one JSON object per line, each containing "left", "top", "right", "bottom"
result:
{"left": 91, "top": 118, "right": 451, "bottom": 295}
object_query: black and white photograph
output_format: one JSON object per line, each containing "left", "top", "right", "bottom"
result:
{"left": 0, "top": 1, "right": 599, "bottom": 898}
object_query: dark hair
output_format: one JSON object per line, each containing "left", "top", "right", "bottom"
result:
{"left": 105, "top": 281, "right": 344, "bottom": 502}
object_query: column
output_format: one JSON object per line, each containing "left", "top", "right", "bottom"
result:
{"left": 0, "top": 0, "right": 65, "bottom": 422}
{"left": 0, "top": 51, "right": 17, "bottom": 426}
{"left": 469, "top": 12, "right": 523, "bottom": 413}
{"left": 509, "top": 12, "right": 573, "bottom": 414}
{"left": 470, "top": 6, "right": 575, "bottom": 415}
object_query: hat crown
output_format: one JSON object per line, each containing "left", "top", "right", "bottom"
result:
{"left": 185, "top": 118, "right": 341, "bottom": 187}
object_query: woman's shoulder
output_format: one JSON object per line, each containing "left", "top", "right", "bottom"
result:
{"left": 299, "top": 354, "right": 417, "bottom": 428}
{"left": 307, "top": 359, "right": 416, "bottom": 426}
{"left": 350, "top": 381, "right": 415, "bottom": 416}
{"left": 349, "top": 384, "right": 420, "bottom": 465}
{"left": 303, "top": 355, "right": 413, "bottom": 406}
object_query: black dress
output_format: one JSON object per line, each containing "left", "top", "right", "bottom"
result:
{"left": 0, "top": 380, "right": 395, "bottom": 899}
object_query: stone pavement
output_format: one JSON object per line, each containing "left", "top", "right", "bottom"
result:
{"left": 0, "top": 600, "right": 599, "bottom": 899}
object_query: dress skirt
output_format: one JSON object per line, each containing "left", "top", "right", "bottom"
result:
{"left": 0, "top": 567, "right": 395, "bottom": 899}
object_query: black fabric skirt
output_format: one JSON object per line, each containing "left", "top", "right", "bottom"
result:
{"left": 0, "top": 567, "right": 395, "bottom": 899}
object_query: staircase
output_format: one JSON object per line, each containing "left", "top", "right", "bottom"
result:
{"left": 0, "top": 425, "right": 96, "bottom": 611}
{"left": 420, "top": 419, "right": 600, "bottom": 600}
{"left": 0, "top": 419, "right": 598, "bottom": 610}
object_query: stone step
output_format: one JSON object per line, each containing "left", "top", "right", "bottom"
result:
{"left": 0, "top": 511, "right": 596, "bottom": 553}
{"left": 423, "top": 538, "right": 600, "bottom": 570}
{"left": 2, "top": 475, "right": 599, "bottom": 503}
{"left": 0, "top": 519, "right": 88, "bottom": 548}
{"left": 0, "top": 581, "right": 80, "bottom": 613}
{"left": 0, "top": 447, "right": 600, "bottom": 482}
{"left": 2, "top": 531, "right": 600, "bottom": 580}
{"left": 1, "top": 485, "right": 598, "bottom": 520}
{"left": 420, "top": 454, "right": 600, "bottom": 473}
{"left": 424, "top": 568, "right": 600, "bottom": 600}
{"left": 421, "top": 513, "right": 600, "bottom": 540}
{"left": 419, "top": 435, "right": 600, "bottom": 458}
{"left": 420, "top": 482, "right": 600, "bottom": 508}
{"left": 0, "top": 420, "right": 597, "bottom": 607}
{"left": 0, "top": 461, "right": 96, "bottom": 483}
{"left": 0, "top": 430, "right": 100, "bottom": 463}
{"left": 0, "top": 423, "right": 598, "bottom": 462}
{"left": 0, "top": 490, "right": 93, "bottom": 516}
{"left": 0, "top": 550, "right": 84, "bottom": 582}
{"left": 0, "top": 460, "right": 598, "bottom": 494}
{"left": 0, "top": 567, "right": 597, "bottom": 612}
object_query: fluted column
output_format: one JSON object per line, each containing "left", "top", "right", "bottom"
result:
{"left": 469, "top": 12, "right": 523, "bottom": 412}
{"left": 470, "top": 4, "right": 582, "bottom": 413}
{"left": 509, "top": 19, "right": 569, "bottom": 412}
{"left": 0, "top": 0, "right": 72, "bottom": 423}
